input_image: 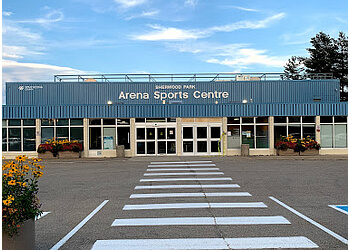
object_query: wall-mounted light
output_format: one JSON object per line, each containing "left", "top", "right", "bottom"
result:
{"left": 242, "top": 99, "right": 248, "bottom": 103}
{"left": 107, "top": 100, "right": 113, "bottom": 105}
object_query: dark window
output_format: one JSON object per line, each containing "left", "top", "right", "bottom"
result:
{"left": 23, "top": 119, "right": 35, "bottom": 126}
{"left": 136, "top": 118, "right": 145, "bottom": 123}
{"left": 183, "top": 127, "right": 193, "bottom": 139}
{"left": 167, "top": 128, "right": 176, "bottom": 139}
{"left": 117, "top": 119, "right": 130, "bottom": 125}
{"left": 70, "top": 119, "right": 83, "bottom": 126}
{"left": 167, "top": 141, "right": 176, "bottom": 154}
{"left": 256, "top": 117, "right": 268, "bottom": 123}
{"left": 147, "top": 128, "right": 155, "bottom": 140}
{"left": 197, "top": 141, "right": 207, "bottom": 152}
{"left": 302, "top": 116, "right": 315, "bottom": 123}
{"left": 197, "top": 127, "right": 207, "bottom": 139}
{"left": 2, "top": 128, "right": 7, "bottom": 151}
{"left": 117, "top": 127, "right": 130, "bottom": 149}
{"left": 147, "top": 141, "right": 155, "bottom": 154}
{"left": 227, "top": 117, "right": 240, "bottom": 124}
{"left": 23, "top": 128, "right": 36, "bottom": 151}
{"left": 8, "top": 120, "right": 21, "bottom": 126}
{"left": 158, "top": 141, "right": 166, "bottom": 154}
{"left": 56, "top": 127, "right": 69, "bottom": 140}
{"left": 137, "top": 128, "right": 145, "bottom": 139}
{"left": 274, "top": 126, "right": 287, "bottom": 143}
{"left": 89, "top": 127, "right": 101, "bottom": 149}
{"left": 320, "top": 116, "right": 333, "bottom": 123}
{"left": 274, "top": 116, "right": 286, "bottom": 123}
{"left": 41, "top": 119, "right": 55, "bottom": 126}
{"left": 183, "top": 141, "right": 193, "bottom": 152}
{"left": 288, "top": 116, "right": 300, "bottom": 123}
{"left": 89, "top": 119, "right": 101, "bottom": 125}
{"left": 211, "top": 127, "right": 221, "bottom": 138}
{"left": 57, "top": 119, "right": 69, "bottom": 126}
{"left": 167, "top": 118, "right": 176, "bottom": 123}
{"left": 211, "top": 141, "right": 220, "bottom": 152}
{"left": 242, "top": 117, "right": 254, "bottom": 123}
{"left": 103, "top": 119, "right": 115, "bottom": 125}
{"left": 334, "top": 116, "right": 347, "bottom": 123}
{"left": 71, "top": 127, "right": 83, "bottom": 143}
{"left": 41, "top": 127, "right": 54, "bottom": 143}
{"left": 288, "top": 125, "right": 301, "bottom": 138}
{"left": 137, "top": 142, "right": 145, "bottom": 154}
{"left": 9, "top": 128, "right": 21, "bottom": 151}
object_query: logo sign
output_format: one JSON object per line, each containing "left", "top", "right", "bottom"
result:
{"left": 18, "top": 85, "right": 43, "bottom": 91}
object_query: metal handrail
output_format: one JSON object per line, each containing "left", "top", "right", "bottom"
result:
{"left": 53, "top": 72, "right": 334, "bottom": 82}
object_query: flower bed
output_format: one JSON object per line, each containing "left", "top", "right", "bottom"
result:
{"left": 37, "top": 139, "right": 82, "bottom": 158}
{"left": 275, "top": 135, "right": 320, "bottom": 155}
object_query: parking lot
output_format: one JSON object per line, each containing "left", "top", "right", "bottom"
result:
{"left": 35, "top": 155, "right": 347, "bottom": 249}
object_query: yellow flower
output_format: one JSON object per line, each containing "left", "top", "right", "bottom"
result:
{"left": 15, "top": 155, "right": 28, "bottom": 163}
{"left": 32, "top": 158, "right": 42, "bottom": 162}
{"left": 8, "top": 195, "right": 14, "bottom": 201}
{"left": 22, "top": 165, "right": 30, "bottom": 172}
{"left": 3, "top": 199, "right": 12, "bottom": 206}
{"left": 8, "top": 180, "right": 16, "bottom": 185}
{"left": 22, "top": 182, "right": 27, "bottom": 187}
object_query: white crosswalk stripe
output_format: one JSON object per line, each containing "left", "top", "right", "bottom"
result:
{"left": 92, "top": 237, "right": 318, "bottom": 250}
{"left": 111, "top": 216, "right": 291, "bottom": 226}
{"left": 144, "top": 172, "right": 224, "bottom": 176}
{"left": 140, "top": 177, "right": 232, "bottom": 182}
{"left": 130, "top": 192, "right": 252, "bottom": 198}
{"left": 135, "top": 184, "right": 240, "bottom": 189}
{"left": 91, "top": 160, "right": 319, "bottom": 249}
{"left": 123, "top": 202, "right": 267, "bottom": 210}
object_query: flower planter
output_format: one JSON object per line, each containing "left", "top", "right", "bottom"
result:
{"left": 38, "top": 152, "right": 58, "bottom": 159}
{"left": 59, "top": 151, "right": 81, "bottom": 159}
{"left": 300, "top": 149, "right": 320, "bottom": 156}
{"left": 2, "top": 219, "right": 35, "bottom": 250}
{"left": 276, "top": 149, "right": 299, "bottom": 156}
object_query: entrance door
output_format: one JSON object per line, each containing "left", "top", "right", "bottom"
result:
{"left": 182, "top": 125, "right": 222, "bottom": 155}
{"left": 136, "top": 126, "right": 176, "bottom": 155}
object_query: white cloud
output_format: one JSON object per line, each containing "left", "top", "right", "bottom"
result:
{"left": 3, "top": 11, "right": 13, "bottom": 16}
{"left": 167, "top": 42, "right": 287, "bottom": 71}
{"left": 132, "top": 13, "right": 286, "bottom": 41}
{"left": 2, "top": 45, "right": 45, "bottom": 59}
{"left": 133, "top": 24, "right": 204, "bottom": 41}
{"left": 206, "top": 47, "right": 287, "bottom": 70}
{"left": 281, "top": 28, "right": 315, "bottom": 45}
{"left": 229, "top": 6, "right": 259, "bottom": 12}
{"left": 184, "top": 0, "right": 198, "bottom": 7}
{"left": 16, "top": 10, "right": 64, "bottom": 28}
{"left": 114, "top": 0, "right": 147, "bottom": 9}
{"left": 125, "top": 10, "right": 159, "bottom": 20}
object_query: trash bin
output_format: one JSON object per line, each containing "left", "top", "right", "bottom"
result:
{"left": 116, "top": 145, "right": 125, "bottom": 158}
{"left": 241, "top": 144, "right": 249, "bottom": 156}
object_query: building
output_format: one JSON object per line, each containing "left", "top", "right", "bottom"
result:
{"left": 2, "top": 73, "right": 348, "bottom": 158}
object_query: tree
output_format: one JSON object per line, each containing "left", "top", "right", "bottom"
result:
{"left": 283, "top": 56, "right": 306, "bottom": 80}
{"left": 284, "top": 31, "right": 348, "bottom": 101}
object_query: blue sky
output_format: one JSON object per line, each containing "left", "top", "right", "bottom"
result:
{"left": 2, "top": 0, "right": 348, "bottom": 84}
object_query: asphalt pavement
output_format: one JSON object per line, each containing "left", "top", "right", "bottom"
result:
{"left": 34, "top": 155, "right": 348, "bottom": 249}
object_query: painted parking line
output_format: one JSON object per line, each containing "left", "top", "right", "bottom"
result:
{"left": 130, "top": 192, "right": 252, "bottom": 198}
{"left": 135, "top": 184, "right": 240, "bottom": 189}
{"left": 91, "top": 236, "right": 318, "bottom": 250}
{"left": 50, "top": 200, "right": 109, "bottom": 250}
{"left": 140, "top": 177, "right": 232, "bottom": 182}
{"left": 329, "top": 205, "right": 348, "bottom": 215}
{"left": 148, "top": 164, "right": 216, "bottom": 167}
{"left": 270, "top": 196, "right": 348, "bottom": 245}
{"left": 144, "top": 172, "right": 224, "bottom": 176}
{"left": 35, "top": 212, "right": 51, "bottom": 221}
{"left": 123, "top": 202, "right": 267, "bottom": 210}
{"left": 112, "top": 216, "right": 291, "bottom": 226}
{"left": 150, "top": 161, "right": 212, "bottom": 164}
{"left": 147, "top": 168, "right": 220, "bottom": 171}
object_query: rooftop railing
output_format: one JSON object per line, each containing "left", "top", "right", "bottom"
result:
{"left": 53, "top": 72, "right": 334, "bottom": 83}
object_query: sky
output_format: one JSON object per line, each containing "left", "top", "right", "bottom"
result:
{"left": 2, "top": 0, "right": 348, "bottom": 86}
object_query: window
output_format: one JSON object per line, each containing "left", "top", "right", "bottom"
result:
{"left": 88, "top": 118, "right": 130, "bottom": 150}
{"left": 227, "top": 117, "right": 269, "bottom": 149}
{"left": 3, "top": 119, "right": 36, "bottom": 152}
{"left": 41, "top": 119, "right": 84, "bottom": 145}
{"left": 320, "top": 116, "right": 347, "bottom": 148}
{"left": 274, "top": 116, "right": 315, "bottom": 144}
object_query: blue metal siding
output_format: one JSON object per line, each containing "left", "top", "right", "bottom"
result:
{"left": 6, "top": 80, "right": 340, "bottom": 106}
{"left": 2, "top": 103, "right": 347, "bottom": 119}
